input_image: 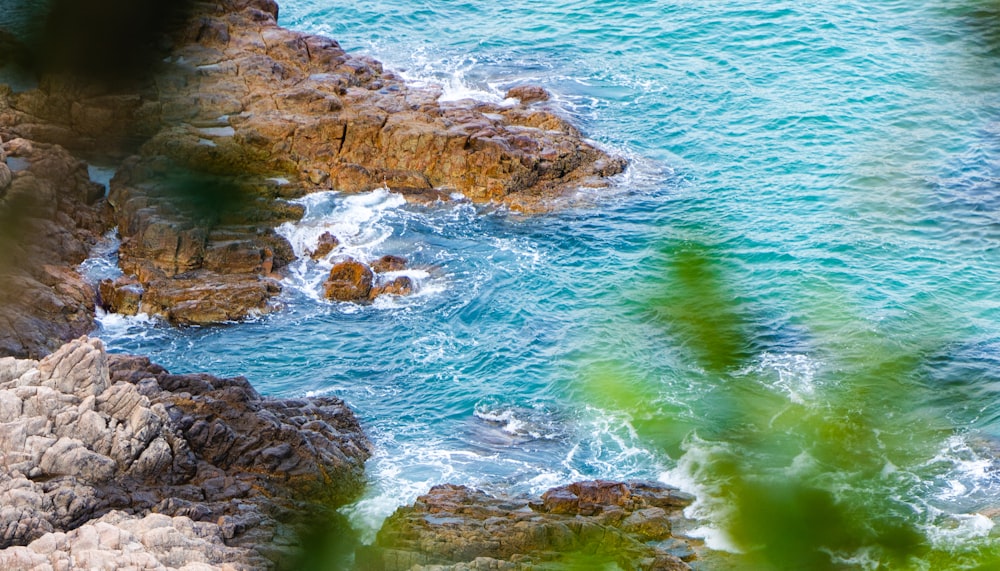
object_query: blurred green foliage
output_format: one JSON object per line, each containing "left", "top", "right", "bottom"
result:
{"left": 579, "top": 239, "right": 1000, "bottom": 570}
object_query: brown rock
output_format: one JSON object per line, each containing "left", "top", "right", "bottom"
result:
{"left": 621, "top": 507, "right": 673, "bottom": 541}
{"left": 140, "top": 273, "right": 281, "bottom": 324}
{"left": 98, "top": 276, "right": 144, "bottom": 315}
{"left": 370, "top": 254, "right": 407, "bottom": 273}
{"left": 364, "top": 481, "right": 693, "bottom": 571}
{"left": 370, "top": 276, "right": 414, "bottom": 299}
{"left": 506, "top": 85, "right": 550, "bottom": 103}
{"left": 0, "top": 0, "right": 625, "bottom": 334}
{"left": 0, "top": 138, "right": 112, "bottom": 358}
{"left": 323, "top": 258, "right": 373, "bottom": 301}
{"left": 310, "top": 231, "right": 339, "bottom": 260}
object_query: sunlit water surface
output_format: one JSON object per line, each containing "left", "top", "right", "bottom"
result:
{"left": 87, "top": 0, "right": 1000, "bottom": 566}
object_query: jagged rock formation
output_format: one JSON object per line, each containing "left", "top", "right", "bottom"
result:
{"left": 360, "top": 480, "right": 697, "bottom": 571}
{"left": 0, "top": 135, "right": 111, "bottom": 358}
{"left": 0, "top": 336, "right": 371, "bottom": 568}
{"left": 1, "top": 0, "right": 625, "bottom": 326}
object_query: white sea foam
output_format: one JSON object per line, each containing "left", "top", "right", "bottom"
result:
{"left": 275, "top": 188, "right": 445, "bottom": 305}
{"left": 659, "top": 435, "right": 742, "bottom": 553}
{"left": 196, "top": 126, "right": 235, "bottom": 137}
{"left": 78, "top": 228, "right": 123, "bottom": 284}
{"left": 738, "top": 352, "right": 821, "bottom": 405}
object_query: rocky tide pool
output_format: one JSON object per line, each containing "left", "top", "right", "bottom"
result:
{"left": 84, "top": 0, "right": 1000, "bottom": 568}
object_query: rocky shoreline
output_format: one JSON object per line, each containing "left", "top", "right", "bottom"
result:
{"left": 0, "top": 0, "right": 709, "bottom": 569}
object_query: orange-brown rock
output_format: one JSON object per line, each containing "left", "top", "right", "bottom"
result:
{"left": 310, "top": 231, "right": 339, "bottom": 260}
{"left": 370, "top": 254, "right": 407, "bottom": 273}
{"left": 323, "top": 258, "right": 373, "bottom": 302}
{"left": 98, "top": 276, "right": 144, "bottom": 315}
{"left": 1, "top": 0, "right": 625, "bottom": 327}
{"left": 506, "top": 85, "right": 550, "bottom": 104}
{"left": 139, "top": 272, "right": 282, "bottom": 324}
{"left": 369, "top": 276, "right": 414, "bottom": 299}
{"left": 362, "top": 481, "right": 696, "bottom": 571}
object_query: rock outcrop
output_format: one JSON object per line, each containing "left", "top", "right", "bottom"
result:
{"left": 0, "top": 336, "right": 371, "bottom": 568}
{"left": 361, "top": 480, "right": 697, "bottom": 571}
{"left": 322, "top": 256, "right": 417, "bottom": 302}
{"left": 1, "top": 0, "right": 625, "bottom": 327}
{"left": 0, "top": 135, "right": 111, "bottom": 358}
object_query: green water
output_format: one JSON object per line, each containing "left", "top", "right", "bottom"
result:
{"left": 87, "top": 0, "right": 1000, "bottom": 567}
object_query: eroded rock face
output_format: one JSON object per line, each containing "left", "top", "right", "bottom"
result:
{"left": 0, "top": 135, "right": 112, "bottom": 358}
{"left": 0, "top": 336, "right": 371, "bottom": 568}
{"left": 363, "top": 481, "right": 696, "bottom": 571}
{"left": 1, "top": 0, "right": 624, "bottom": 326}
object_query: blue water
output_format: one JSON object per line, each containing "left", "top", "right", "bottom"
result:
{"left": 91, "top": 0, "right": 1000, "bottom": 566}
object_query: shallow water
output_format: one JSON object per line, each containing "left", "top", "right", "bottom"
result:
{"left": 92, "top": 0, "right": 1000, "bottom": 566}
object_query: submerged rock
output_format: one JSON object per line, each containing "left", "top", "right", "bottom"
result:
{"left": 370, "top": 275, "right": 414, "bottom": 298}
{"left": 363, "top": 480, "right": 696, "bottom": 571}
{"left": 0, "top": 336, "right": 371, "bottom": 568}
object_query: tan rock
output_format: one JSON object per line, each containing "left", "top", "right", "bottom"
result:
{"left": 0, "top": 162, "right": 11, "bottom": 191}
{"left": 0, "top": 337, "right": 370, "bottom": 566}
{"left": 98, "top": 277, "right": 143, "bottom": 315}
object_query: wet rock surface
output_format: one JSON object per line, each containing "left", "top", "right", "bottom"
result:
{"left": 362, "top": 480, "right": 697, "bottom": 571}
{"left": 0, "top": 336, "right": 371, "bottom": 568}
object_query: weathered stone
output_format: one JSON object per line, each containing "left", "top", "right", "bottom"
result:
{"left": 366, "top": 481, "right": 694, "bottom": 571}
{"left": 370, "top": 254, "right": 407, "bottom": 273}
{"left": 310, "top": 231, "right": 339, "bottom": 260}
{"left": 0, "top": 337, "right": 371, "bottom": 568}
{"left": 323, "top": 258, "right": 373, "bottom": 301}
{"left": 370, "top": 276, "right": 414, "bottom": 299}
{"left": 0, "top": 139, "right": 111, "bottom": 358}
{"left": 505, "top": 85, "right": 550, "bottom": 104}
{"left": 0, "top": 162, "right": 11, "bottom": 191}
{"left": 0, "top": 0, "right": 625, "bottom": 330}
{"left": 98, "top": 276, "right": 143, "bottom": 315}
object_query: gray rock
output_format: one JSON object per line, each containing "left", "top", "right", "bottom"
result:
{"left": 0, "top": 336, "right": 371, "bottom": 568}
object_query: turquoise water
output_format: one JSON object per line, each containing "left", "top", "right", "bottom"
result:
{"left": 93, "top": 0, "right": 1000, "bottom": 566}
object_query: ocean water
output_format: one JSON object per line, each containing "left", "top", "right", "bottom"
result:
{"left": 90, "top": 0, "right": 1000, "bottom": 567}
